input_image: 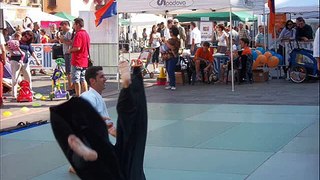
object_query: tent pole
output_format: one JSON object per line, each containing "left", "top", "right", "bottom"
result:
{"left": 229, "top": 2, "right": 234, "bottom": 92}
{"left": 117, "top": 12, "right": 120, "bottom": 91}
{"left": 263, "top": 5, "right": 267, "bottom": 50}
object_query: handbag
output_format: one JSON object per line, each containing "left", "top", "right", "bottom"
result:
{"left": 175, "top": 56, "right": 187, "bottom": 72}
{"left": 87, "top": 41, "right": 93, "bottom": 67}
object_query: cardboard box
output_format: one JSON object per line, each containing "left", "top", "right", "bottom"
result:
{"left": 253, "top": 70, "right": 269, "bottom": 82}
{"left": 175, "top": 72, "right": 184, "bottom": 84}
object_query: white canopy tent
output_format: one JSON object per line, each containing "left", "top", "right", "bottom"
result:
{"left": 117, "top": 0, "right": 266, "bottom": 14}
{"left": 130, "top": 13, "right": 166, "bottom": 26}
{"left": 117, "top": 0, "right": 266, "bottom": 91}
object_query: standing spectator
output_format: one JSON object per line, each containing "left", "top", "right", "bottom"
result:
{"left": 49, "top": 23, "right": 60, "bottom": 43}
{"left": 211, "top": 21, "right": 218, "bottom": 47}
{"left": 239, "top": 38, "right": 253, "bottom": 83}
{"left": 142, "top": 28, "right": 148, "bottom": 41}
{"left": 19, "top": 30, "right": 41, "bottom": 94}
{"left": 227, "top": 25, "right": 239, "bottom": 47}
{"left": 159, "top": 22, "right": 165, "bottom": 39}
{"left": 255, "top": 25, "right": 266, "bottom": 48}
{"left": 238, "top": 22, "right": 249, "bottom": 41}
{"left": 0, "top": 29, "right": 6, "bottom": 107}
{"left": 32, "top": 22, "right": 41, "bottom": 43}
{"left": 59, "top": 21, "right": 74, "bottom": 93}
{"left": 164, "top": 26, "right": 180, "bottom": 90}
{"left": 216, "top": 24, "right": 229, "bottom": 53}
{"left": 133, "top": 30, "right": 137, "bottom": 41}
{"left": 173, "top": 19, "right": 186, "bottom": 50}
{"left": 68, "top": 18, "right": 90, "bottom": 97}
{"left": 295, "top": 17, "right": 313, "bottom": 41}
{"left": 149, "top": 25, "right": 161, "bottom": 73}
{"left": 3, "top": 28, "right": 11, "bottom": 42}
{"left": 7, "top": 32, "right": 24, "bottom": 99}
{"left": 40, "top": 29, "right": 49, "bottom": 43}
{"left": 163, "top": 19, "right": 174, "bottom": 43}
{"left": 190, "top": 21, "right": 201, "bottom": 55}
{"left": 277, "top": 20, "right": 296, "bottom": 77}
{"left": 313, "top": 26, "right": 319, "bottom": 71}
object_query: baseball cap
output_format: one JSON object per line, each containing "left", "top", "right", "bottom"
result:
{"left": 173, "top": 19, "right": 179, "bottom": 23}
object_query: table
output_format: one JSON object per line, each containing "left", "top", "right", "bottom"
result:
{"left": 213, "top": 54, "right": 229, "bottom": 79}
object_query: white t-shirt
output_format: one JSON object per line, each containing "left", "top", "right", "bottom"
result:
{"left": 151, "top": 32, "right": 161, "bottom": 48}
{"left": 217, "top": 31, "right": 229, "bottom": 47}
{"left": 190, "top": 27, "right": 201, "bottom": 45}
{"left": 164, "top": 28, "right": 171, "bottom": 40}
{"left": 81, "top": 88, "right": 110, "bottom": 118}
{"left": 313, "top": 28, "right": 319, "bottom": 58}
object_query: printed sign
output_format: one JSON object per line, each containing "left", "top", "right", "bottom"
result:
{"left": 149, "top": 0, "right": 194, "bottom": 8}
{"left": 29, "top": 43, "right": 58, "bottom": 69}
{"left": 200, "top": 21, "right": 213, "bottom": 42}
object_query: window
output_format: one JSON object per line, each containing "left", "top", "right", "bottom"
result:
{"left": 47, "top": 0, "right": 57, "bottom": 9}
{"left": 48, "top": 0, "right": 56, "bottom": 7}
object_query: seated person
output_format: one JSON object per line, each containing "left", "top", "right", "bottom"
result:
{"left": 194, "top": 41, "right": 213, "bottom": 81}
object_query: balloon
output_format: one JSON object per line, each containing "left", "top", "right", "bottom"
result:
{"left": 264, "top": 51, "right": 272, "bottom": 59}
{"left": 256, "top": 47, "right": 265, "bottom": 54}
{"left": 270, "top": 51, "right": 276, "bottom": 56}
{"left": 267, "top": 56, "right": 280, "bottom": 68}
{"left": 256, "top": 50, "right": 262, "bottom": 55}
{"left": 274, "top": 54, "right": 284, "bottom": 65}
{"left": 251, "top": 49, "right": 258, "bottom": 61}
{"left": 256, "top": 55, "right": 267, "bottom": 66}
{"left": 253, "top": 60, "right": 259, "bottom": 70}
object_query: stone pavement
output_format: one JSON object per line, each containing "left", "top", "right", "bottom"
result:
{"left": 1, "top": 72, "right": 319, "bottom": 131}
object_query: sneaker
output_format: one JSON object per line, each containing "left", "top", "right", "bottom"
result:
{"left": 170, "top": 86, "right": 176, "bottom": 90}
{"left": 165, "top": 86, "right": 172, "bottom": 90}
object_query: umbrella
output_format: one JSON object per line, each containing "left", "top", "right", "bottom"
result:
{"left": 54, "top": 12, "right": 76, "bottom": 21}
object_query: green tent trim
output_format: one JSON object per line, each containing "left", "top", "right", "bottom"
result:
{"left": 54, "top": 12, "right": 77, "bottom": 21}
{"left": 176, "top": 11, "right": 257, "bottom": 22}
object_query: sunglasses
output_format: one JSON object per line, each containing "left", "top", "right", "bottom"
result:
{"left": 24, "top": 34, "right": 32, "bottom": 38}
{"left": 287, "top": 23, "right": 293, "bottom": 26}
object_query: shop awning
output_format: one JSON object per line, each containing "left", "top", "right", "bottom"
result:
{"left": 176, "top": 11, "right": 257, "bottom": 22}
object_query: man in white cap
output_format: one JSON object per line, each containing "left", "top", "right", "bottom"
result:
{"left": 173, "top": 18, "right": 186, "bottom": 50}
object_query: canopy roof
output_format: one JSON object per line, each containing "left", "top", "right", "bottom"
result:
{"left": 117, "top": 0, "right": 265, "bottom": 14}
{"left": 54, "top": 12, "right": 77, "bottom": 21}
{"left": 176, "top": 11, "right": 257, "bottom": 22}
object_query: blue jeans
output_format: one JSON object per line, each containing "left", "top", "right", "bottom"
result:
{"left": 167, "top": 57, "right": 178, "bottom": 87}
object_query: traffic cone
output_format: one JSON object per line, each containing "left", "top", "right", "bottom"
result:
{"left": 158, "top": 67, "right": 166, "bottom": 78}
{"left": 157, "top": 67, "right": 167, "bottom": 85}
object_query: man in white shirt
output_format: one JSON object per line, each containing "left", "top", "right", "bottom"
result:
{"left": 68, "top": 65, "right": 116, "bottom": 174}
{"left": 81, "top": 66, "right": 115, "bottom": 136}
{"left": 190, "top": 22, "right": 201, "bottom": 55}
{"left": 163, "top": 19, "right": 174, "bottom": 42}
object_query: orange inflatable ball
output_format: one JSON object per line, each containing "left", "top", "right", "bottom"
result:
{"left": 256, "top": 55, "right": 267, "bottom": 66}
{"left": 256, "top": 50, "right": 262, "bottom": 55}
{"left": 253, "top": 60, "right": 259, "bottom": 69}
{"left": 264, "top": 51, "right": 272, "bottom": 59}
{"left": 267, "top": 56, "right": 280, "bottom": 68}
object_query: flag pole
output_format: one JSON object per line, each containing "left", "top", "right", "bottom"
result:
{"left": 229, "top": 1, "right": 234, "bottom": 92}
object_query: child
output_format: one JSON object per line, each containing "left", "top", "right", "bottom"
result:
{"left": 7, "top": 32, "right": 25, "bottom": 63}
